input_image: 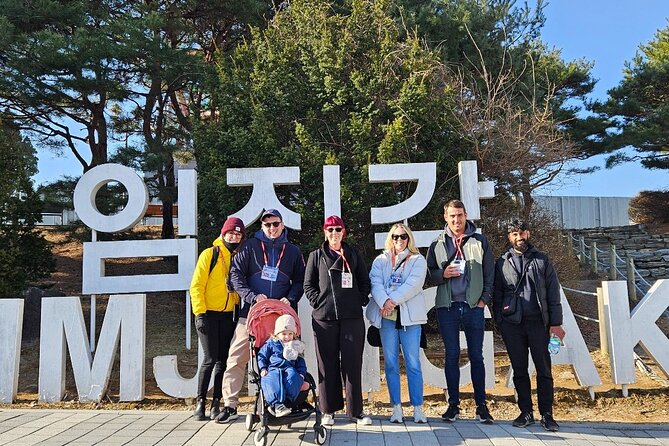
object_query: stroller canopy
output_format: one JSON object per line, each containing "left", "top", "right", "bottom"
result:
{"left": 246, "top": 299, "right": 301, "bottom": 348}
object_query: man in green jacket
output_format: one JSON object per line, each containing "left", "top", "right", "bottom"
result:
{"left": 426, "top": 199, "right": 494, "bottom": 424}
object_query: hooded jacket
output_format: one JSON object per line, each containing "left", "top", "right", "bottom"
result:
{"left": 190, "top": 237, "right": 240, "bottom": 315}
{"left": 304, "top": 240, "right": 371, "bottom": 321}
{"left": 426, "top": 220, "right": 494, "bottom": 308}
{"left": 257, "top": 338, "right": 308, "bottom": 376}
{"left": 493, "top": 244, "right": 563, "bottom": 327}
{"left": 230, "top": 228, "right": 305, "bottom": 318}
{"left": 367, "top": 248, "right": 428, "bottom": 328}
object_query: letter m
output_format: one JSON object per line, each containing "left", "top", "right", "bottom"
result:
{"left": 39, "top": 295, "right": 146, "bottom": 402}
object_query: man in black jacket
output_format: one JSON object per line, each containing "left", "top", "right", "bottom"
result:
{"left": 493, "top": 220, "right": 565, "bottom": 432}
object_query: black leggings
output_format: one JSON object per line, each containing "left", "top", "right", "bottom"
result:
{"left": 196, "top": 310, "right": 237, "bottom": 400}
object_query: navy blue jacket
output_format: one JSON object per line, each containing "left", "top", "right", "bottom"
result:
{"left": 230, "top": 229, "right": 305, "bottom": 318}
{"left": 257, "top": 339, "right": 307, "bottom": 376}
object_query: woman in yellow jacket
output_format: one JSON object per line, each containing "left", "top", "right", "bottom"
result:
{"left": 190, "top": 217, "right": 245, "bottom": 421}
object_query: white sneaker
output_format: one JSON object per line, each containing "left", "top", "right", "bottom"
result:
{"left": 274, "top": 403, "right": 292, "bottom": 417}
{"left": 413, "top": 405, "right": 427, "bottom": 423}
{"left": 322, "top": 413, "right": 335, "bottom": 426}
{"left": 351, "top": 414, "right": 372, "bottom": 425}
{"left": 389, "top": 404, "right": 403, "bottom": 423}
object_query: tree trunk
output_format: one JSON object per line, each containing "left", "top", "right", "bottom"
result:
{"left": 160, "top": 158, "right": 176, "bottom": 239}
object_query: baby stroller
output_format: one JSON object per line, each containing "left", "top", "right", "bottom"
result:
{"left": 244, "top": 299, "right": 326, "bottom": 446}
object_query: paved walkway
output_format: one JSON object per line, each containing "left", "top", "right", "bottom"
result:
{"left": 1, "top": 409, "right": 668, "bottom": 446}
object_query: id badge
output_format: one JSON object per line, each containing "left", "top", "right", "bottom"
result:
{"left": 452, "top": 259, "right": 466, "bottom": 274}
{"left": 341, "top": 272, "right": 353, "bottom": 288}
{"left": 261, "top": 265, "right": 279, "bottom": 282}
{"left": 390, "top": 273, "right": 402, "bottom": 286}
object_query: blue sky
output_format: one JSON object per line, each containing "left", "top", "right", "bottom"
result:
{"left": 536, "top": 0, "right": 668, "bottom": 197}
{"left": 32, "top": 1, "right": 669, "bottom": 198}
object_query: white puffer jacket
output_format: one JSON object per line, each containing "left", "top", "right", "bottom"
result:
{"left": 366, "top": 248, "right": 428, "bottom": 328}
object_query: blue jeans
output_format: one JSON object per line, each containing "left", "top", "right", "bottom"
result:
{"left": 380, "top": 318, "right": 423, "bottom": 406}
{"left": 437, "top": 302, "right": 486, "bottom": 407}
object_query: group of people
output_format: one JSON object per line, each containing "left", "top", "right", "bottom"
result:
{"left": 189, "top": 199, "right": 565, "bottom": 432}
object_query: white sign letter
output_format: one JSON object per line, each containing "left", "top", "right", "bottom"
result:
{"left": 0, "top": 299, "right": 23, "bottom": 403}
{"left": 39, "top": 295, "right": 146, "bottom": 402}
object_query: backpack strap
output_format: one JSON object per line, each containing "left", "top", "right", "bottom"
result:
{"left": 209, "top": 246, "right": 220, "bottom": 274}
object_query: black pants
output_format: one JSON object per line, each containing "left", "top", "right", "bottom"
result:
{"left": 500, "top": 317, "right": 553, "bottom": 415}
{"left": 312, "top": 318, "right": 365, "bottom": 417}
{"left": 197, "top": 310, "right": 237, "bottom": 400}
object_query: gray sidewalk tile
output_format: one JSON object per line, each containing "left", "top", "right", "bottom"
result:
{"left": 0, "top": 410, "right": 668, "bottom": 445}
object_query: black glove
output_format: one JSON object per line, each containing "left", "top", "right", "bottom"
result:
{"left": 195, "top": 314, "right": 207, "bottom": 335}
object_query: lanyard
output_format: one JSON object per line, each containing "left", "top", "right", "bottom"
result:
{"left": 391, "top": 252, "right": 411, "bottom": 272}
{"left": 261, "top": 242, "right": 286, "bottom": 269}
{"left": 454, "top": 234, "right": 465, "bottom": 260}
{"left": 331, "top": 247, "right": 351, "bottom": 273}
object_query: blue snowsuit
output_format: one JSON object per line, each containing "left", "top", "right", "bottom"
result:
{"left": 258, "top": 339, "right": 308, "bottom": 407}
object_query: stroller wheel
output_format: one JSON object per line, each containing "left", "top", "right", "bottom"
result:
{"left": 245, "top": 413, "right": 255, "bottom": 431}
{"left": 315, "top": 425, "right": 327, "bottom": 445}
{"left": 254, "top": 428, "right": 267, "bottom": 446}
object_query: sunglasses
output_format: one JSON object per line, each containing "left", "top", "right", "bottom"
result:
{"left": 262, "top": 221, "right": 282, "bottom": 228}
{"left": 326, "top": 227, "right": 343, "bottom": 233}
{"left": 392, "top": 233, "right": 409, "bottom": 241}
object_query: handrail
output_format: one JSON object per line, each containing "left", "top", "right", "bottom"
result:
{"left": 561, "top": 286, "right": 597, "bottom": 296}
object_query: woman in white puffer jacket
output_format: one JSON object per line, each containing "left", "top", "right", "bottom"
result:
{"left": 367, "top": 223, "right": 428, "bottom": 424}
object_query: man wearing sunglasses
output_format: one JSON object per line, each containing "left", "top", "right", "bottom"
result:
{"left": 215, "top": 208, "right": 305, "bottom": 423}
{"left": 426, "top": 199, "right": 494, "bottom": 425}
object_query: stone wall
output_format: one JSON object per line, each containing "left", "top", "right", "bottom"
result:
{"left": 569, "top": 225, "right": 669, "bottom": 287}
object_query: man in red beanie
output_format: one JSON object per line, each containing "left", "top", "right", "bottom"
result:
{"left": 190, "top": 216, "right": 246, "bottom": 420}
{"left": 215, "top": 209, "right": 305, "bottom": 423}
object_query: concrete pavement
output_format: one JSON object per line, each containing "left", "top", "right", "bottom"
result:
{"left": 1, "top": 409, "right": 668, "bottom": 445}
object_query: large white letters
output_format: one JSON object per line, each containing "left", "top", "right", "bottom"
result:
{"left": 5, "top": 162, "right": 665, "bottom": 404}
{"left": 0, "top": 299, "right": 23, "bottom": 403}
{"left": 227, "top": 167, "right": 302, "bottom": 229}
{"left": 39, "top": 295, "right": 146, "bottom": 402}
{"left": 601, "top": 280, "right": 669, "bottom": 386}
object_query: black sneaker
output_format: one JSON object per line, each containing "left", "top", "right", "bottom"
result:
{"left": 214, "top": 406, "right": 238, "bottom": 424}
{"left": 540, "top": 413, "right": 559, "bottom": 432}
{"left": 475, "top": 404, "right": 494, "bottom": 424}
{"left": 441, "top": 404, "right": 460, "bottom": 422}
{"left": 512, "top": 412, "right": 535, "bottom": 428}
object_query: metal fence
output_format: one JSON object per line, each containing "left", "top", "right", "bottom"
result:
{"left": 535, "top": 196, "right": 631, "bottom": 229}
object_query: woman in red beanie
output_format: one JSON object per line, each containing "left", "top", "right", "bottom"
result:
{"left": 189, "top": 217, "right": 246, "bottom": 420}
{"left": 304, "top": 215, "right": 372, "bottom": 426}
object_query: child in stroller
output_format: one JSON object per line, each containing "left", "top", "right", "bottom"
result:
{"left": 258, "top": 314, "right": 307, "bottom": 417}
{"left": 245, "top": 299, "right": 326, "bottom": 446}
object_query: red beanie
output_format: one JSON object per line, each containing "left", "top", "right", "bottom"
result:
{"left": 221, "top": 217, "right": 246, "bottom": 237}
{"left": 323, "top": 215, "right": 346, "bottom": 237}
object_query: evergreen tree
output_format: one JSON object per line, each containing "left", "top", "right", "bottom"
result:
{"left": 195, "top": 0, "right": 461, "bottom": 255}
{"left": 0, "top": 121, "right": 55, "bottom": 297}
{"left": 592, "top": 24, "right": 669, "bottom": 171}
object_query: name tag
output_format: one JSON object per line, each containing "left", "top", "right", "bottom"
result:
{"left": 390, "top": 273, "right": 402, "bottom": 286}
{"left": 452, "top": 259, "right": 466, "bottom": 274}
{"left": 261, "top": 265, "right": 279, "bottom": 282}
{"left": 341, "top": 272, "right": 353, "bottom": 288}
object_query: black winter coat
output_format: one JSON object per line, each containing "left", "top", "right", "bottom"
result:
{"left": 304, "top": 241, "right": 371, "bottom": 321}
{"left": 492, "top": 244, "right": 563, "bottom": 327}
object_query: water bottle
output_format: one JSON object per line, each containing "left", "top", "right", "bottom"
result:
{"left": 548, "top": 334, "right": 561, "bottom": 355}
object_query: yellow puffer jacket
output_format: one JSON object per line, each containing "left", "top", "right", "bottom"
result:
{"left": 190, "top": 237, "right": 240, "bottom": 316}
